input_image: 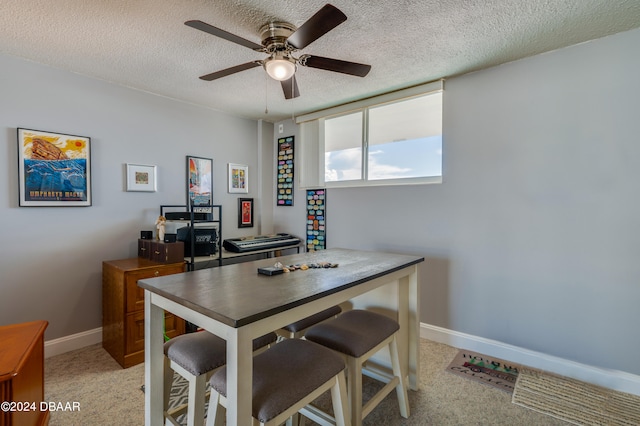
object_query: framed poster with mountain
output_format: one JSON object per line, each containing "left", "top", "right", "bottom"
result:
{"left": 17, "top": 128, "right": 92, "bottom": 207}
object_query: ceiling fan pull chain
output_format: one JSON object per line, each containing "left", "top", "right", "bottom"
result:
{"left": 290, "top": 79, "right": 296, "bottom": 120}
{"left": 264, "top": 73, "right": 269, "bottom": 114}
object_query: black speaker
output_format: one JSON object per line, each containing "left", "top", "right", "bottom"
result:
{"left": 165, "top": 212, "right": 209, "bottom": 221}
{"left": 164, "top": 234, "right": 177, "bottom": 243}
{"left": 140, "top": 230, "right": 153, "bottom": 239}
{"left": 177, "top": 227, "right": 217, "bottom": 256}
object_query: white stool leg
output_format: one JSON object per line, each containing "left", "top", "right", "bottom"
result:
{"left": 331, "top": 371, "right": 351, "bottom": 426}
{"left": 205, "top": 390, "right": 224, "bottom": 426}
{"left": 163, "top": 358, "right": 174, "bottom": 425}
{"left": 347, "top": 356, "right": 363, "bottom": 426}
{"left": 389, "top": 335, "right": 410, "bottom": 418}
{"left": 186, "top": 372, "right": 207, "bottom": 426}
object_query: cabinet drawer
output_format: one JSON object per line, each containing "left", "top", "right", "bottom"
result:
{"left": 150, "top": 241, "right": 184, "bottom": 264}
{"left": 126, "top": 311, "right": 185, "bottom": 355}
{"left": 138, "top": 239, "right": 152, "bottom": 259}
{"left": 125, "top": 264, "right": 185, "bottom": 313}
{"left": 126, "top": 310, "right": 146, "bottom": 354}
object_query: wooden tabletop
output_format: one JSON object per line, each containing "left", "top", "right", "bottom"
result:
{"left": 0, "top": 320, "right": 48, "bottom": 381}
{"left": 138, "top": 248, "right": 423, "bottom": 328}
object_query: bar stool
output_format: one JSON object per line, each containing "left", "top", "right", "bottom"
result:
{"left": 206, "top": 338, "right": 350, "bottom": 426}
{"left": 304, "top": 309, "right": 410, "bottom": 425}
{"left": 163, "top": 331, "right": 277, "bottom": 426}
{"left": 276, "top": 305, "right": 342, "bottom": 340}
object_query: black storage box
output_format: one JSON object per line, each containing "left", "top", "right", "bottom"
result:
{"left": 177, "top": 226, "right": 217, "bottom": 256}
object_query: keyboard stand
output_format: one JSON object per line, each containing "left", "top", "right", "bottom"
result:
{"left": 186, "top": 242, "right": 303, "bottom": 270}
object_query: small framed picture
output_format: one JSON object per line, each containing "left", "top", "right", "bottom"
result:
{"left": 126, "top": 163, "right": 157, "bottom": 192}
{"left": 238, "top": 198, "right": 253, "bottom": 228}
{"left": 228, "top": 163, "right": 248, "bottom": 193}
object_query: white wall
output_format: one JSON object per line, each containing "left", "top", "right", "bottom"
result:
{"left": 276, "top": 27, "right": 640, "bottom": 379}
{"left": 0, "top": 54, "right": 268, "bottom": 340}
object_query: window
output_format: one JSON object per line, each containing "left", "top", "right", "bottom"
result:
{"left": 324, "top": 111, "right": 363, "bottom": 182}
{"left": 297, "top": 80, "right": 443, "bottom": 188}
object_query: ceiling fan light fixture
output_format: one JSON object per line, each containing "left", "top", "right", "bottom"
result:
{"left": 264, "top": 54, "right": 296, "bottom": 81}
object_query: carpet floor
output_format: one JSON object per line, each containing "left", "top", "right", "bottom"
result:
{"left": 44, "top": 339, "right": 568, "bottom": 425}
{"left": 513, "top": 368, "right": 640, "bottom": 426}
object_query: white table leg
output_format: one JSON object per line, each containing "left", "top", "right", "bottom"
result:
{"left": 144, "top": 291, "right": 165, "bottom": 425}
{"left": 408, "top": 265, "right": 420, "bottom": 390}
{"left": 225, "top": 327, "right": 254, "bottom": 425}
{"left": 397, "top": 266, "right": 420, "bottom": 391}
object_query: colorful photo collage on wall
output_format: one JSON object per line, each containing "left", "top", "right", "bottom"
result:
{"left": 306, "top": 189, "right": 326, "bottom": 251}
{"left": 277, "top": 136, "right": 294, "bottom": 206}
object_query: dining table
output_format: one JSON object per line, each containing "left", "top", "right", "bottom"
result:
{"left": 139, "top": 247, "right": 424, "bottom": 425}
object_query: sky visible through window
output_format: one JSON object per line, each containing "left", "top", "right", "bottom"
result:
{"left": 325, "top": 135, "right": 442, "bottom": 181}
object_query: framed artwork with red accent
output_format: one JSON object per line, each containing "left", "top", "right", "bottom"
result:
{"left": 238, "top": 198, "right": 253, "bottom": 228}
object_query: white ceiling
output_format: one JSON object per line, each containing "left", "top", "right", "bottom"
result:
{"left": 2, "top": 1, "right": 640, "bottom": 123}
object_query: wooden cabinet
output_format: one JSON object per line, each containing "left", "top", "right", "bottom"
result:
{"left": 102, "top": 258, "right": 186, "bottom": 368}
{"left": 0, "top": 320, "right": 48, "bottom": 426}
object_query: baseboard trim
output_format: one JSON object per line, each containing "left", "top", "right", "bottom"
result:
{"left": 44, "top": 327, "right": 102, "bottom": 359}
{"left": 421, "top": 323, "right": 640, "bottom": 396}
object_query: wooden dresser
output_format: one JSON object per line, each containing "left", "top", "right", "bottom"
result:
{"left": 0, "top": 320, "right": 48, "bottom": 426}
{"left": 102, "top": 258, "right": 186, "bottom": 368}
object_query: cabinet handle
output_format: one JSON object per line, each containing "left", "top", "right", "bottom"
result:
{"left": 140, "top": 248, "right": 146, "bottom": 251}
{"left": 154, "top": 251, "right": 161, "bottom": 255}
{"left": 154, "top": 270, "right": 160, "bottom": 276}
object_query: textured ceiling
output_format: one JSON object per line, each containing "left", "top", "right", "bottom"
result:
{"left": 2, "top": 1, "right": 640, "bottom": 123}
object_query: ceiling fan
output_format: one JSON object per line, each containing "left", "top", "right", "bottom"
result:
{"left": 185, "top": 4, "right": 371, "bottom": 99}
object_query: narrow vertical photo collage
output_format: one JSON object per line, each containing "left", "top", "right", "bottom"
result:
{"left": 306, "top": 189, "right": 326, "bottom": 251}
{"left": 276, "top": 136, "right": 294, "bottom": 206}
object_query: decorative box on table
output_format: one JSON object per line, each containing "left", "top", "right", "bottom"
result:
{"left": 138, "top": 239, "right": 184, "bottom": 263}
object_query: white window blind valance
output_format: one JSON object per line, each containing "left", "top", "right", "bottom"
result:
{"left": 295, "top": 79, "right": 444, "bottom": 124}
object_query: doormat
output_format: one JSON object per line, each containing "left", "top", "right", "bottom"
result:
{"left": 513, "top": 368, "right": 640, "bottom": 426}
{"left": 445, "top": 349, "right": 520, "bottom": 393}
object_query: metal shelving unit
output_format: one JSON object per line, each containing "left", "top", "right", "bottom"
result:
{"left": 160, "top": 204, "right": 222, "bottom": 271}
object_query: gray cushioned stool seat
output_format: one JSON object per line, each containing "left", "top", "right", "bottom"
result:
{"left": 304, "top": 309, "right": 399, "bottom": 357}
{"left": 164, "top": 331, "right": 277, "bottom": 376}
{"left": 282, "top": 305, "right": 342, "bottom": 333}
{"left": 209, "top": 338, "right": 345, "bottom": 424}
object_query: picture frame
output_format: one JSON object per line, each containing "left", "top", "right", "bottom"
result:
{"left": 306, "top": 189, "right": 326, "bottom": 251}
{"left": 187, "top": 156, "right": 213, "bottom": 209}
{"left": 238, "top": 198, "right": 254, "bottom": 228}
{"left": 126, "top": 163, "right": 157, "bottom": 192}
{"left": 228, "top": 163, "right": 249, "bottom": 194}
{"left": 277, "top": 136, "right": 294, "bottom": 206}
{"left": 17, "top": 127, "right": 92, "bottom": 207}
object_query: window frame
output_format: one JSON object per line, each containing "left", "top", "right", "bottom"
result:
{"left": 297, "top": 80, "right": 444, "bottom": 189}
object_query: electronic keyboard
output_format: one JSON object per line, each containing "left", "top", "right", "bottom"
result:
{"left": 223, "top": 233, "right": 301, "bottom": 253}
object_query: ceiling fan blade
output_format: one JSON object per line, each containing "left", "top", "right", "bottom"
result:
{"left": 286, "top": 4, "right": 347, "bottom": 49}
{"left": 301, "top": 55, "right": 371, "bottom": 77}
{"left": 281, "top": 75, "right": 300, "bottom": 99}
{"left": 200, "top": 61, "right": 262, "bottom": 81}
{"left": 185, "top": 20, "right": 263, "bottom": 51}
